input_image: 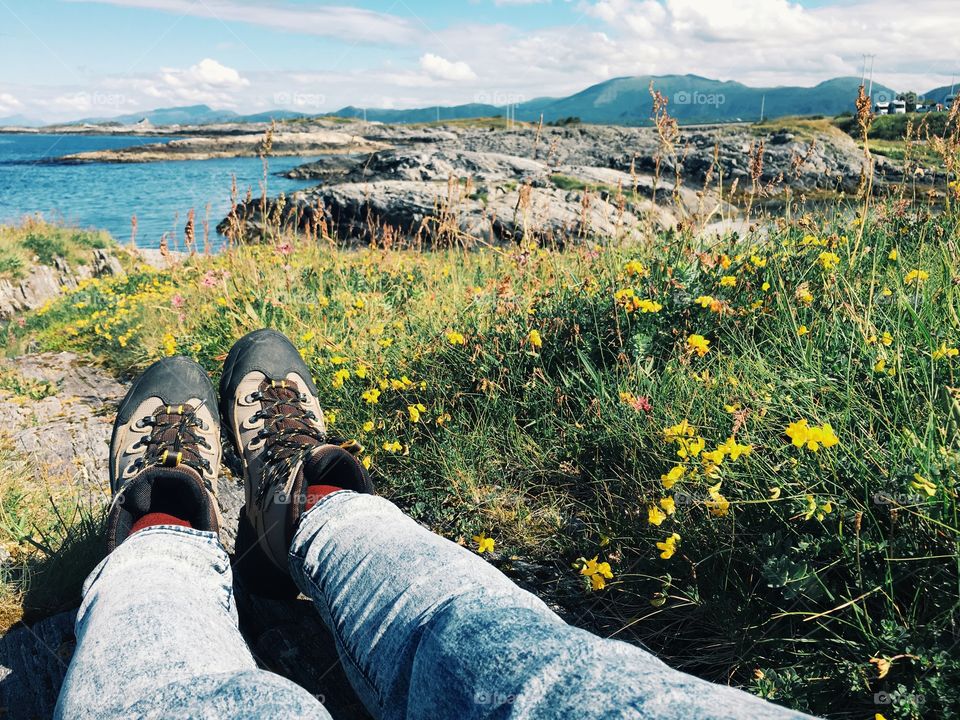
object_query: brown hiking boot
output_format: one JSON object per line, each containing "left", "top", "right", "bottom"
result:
{"left": 107, "top": 357, "right": 222, "bottom": 552}
{"left": 219, "top": 329, "right": 373, "bottom": 595}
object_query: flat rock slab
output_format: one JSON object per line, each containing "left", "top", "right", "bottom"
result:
{"left": 0, "top": 353, "right": 366, "bottom": 719}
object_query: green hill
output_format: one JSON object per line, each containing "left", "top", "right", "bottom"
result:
{"left": 331, "top": 75, "right": 899, "bottom": 127}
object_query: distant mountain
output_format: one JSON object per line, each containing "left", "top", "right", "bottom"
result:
{"left": 30, "top": 74, "right": 957, "bottom": 131}
{"left": 331, "top": 76, "right": 899, "bottom": 126}
{"left": 236, "top": 109, "right": 312, "bottom": 123}
{"left": 0, "top": 114, "right": 45, "bottom": 128}
{"left": 921, "top": 84, "right": 958, "bottom": 105}
{"left": 72, "top": 104, "right": 240, "bottom": 126}
{"left": 334, "top": 103, "right": 505, "bottom": 124}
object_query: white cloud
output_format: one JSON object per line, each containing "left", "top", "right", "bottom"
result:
{"left": 0, "top": 93, "right": 23, "bottom": 114}
{"left": 162, "top": 58, "right": 249, "bottom": 91}
{"left": 419, "top": 54, "right": 478, "bottom": 82}
{"left": 10, "top": 0, "right": 960, "bottom": 123}
{"left": 148, "top": 58, "right": 250, "bottom": 105}
{"left": 65, "top": 0, "right": 416, "bottom": 44}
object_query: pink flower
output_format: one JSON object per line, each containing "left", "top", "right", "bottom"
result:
{"left": 171, "top": 294, "right": 185, "bottom": 309}
{"left": 277, "top": 242, "right": 294, "bottom": 256}
{"left": 201, "top": 271, "right": 218, "bottom": 288}
{"left": 632, "top": 396, "right": 653, "bottom": 413}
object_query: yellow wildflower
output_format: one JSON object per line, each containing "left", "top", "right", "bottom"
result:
{"left": 817, "top": 252, "right": 840, "bottom": 271}
{"left": 648, "top": 505, "right": 667, "bottom": 526}
{"left": 528, "top": 329, "right": 543, "bottom": 349}
{"left": 676, "top": 436, "right": 705, "bottom": 459}
{"left": 706, "top": 482, "right": 730, "bottom": 517}
{"left": 718, "top": 436, "right": 753, "bottom": 460}
{"left": 904, "top": 269, "right": 929, "bottom": 285}
{"left": 473, "top": 533, "right": 495, "bottom": 554}
{"left": 661, "top": 464, "right": 685, "bottom": 489}
{"left": 636, "top": 299, "right": 663, "bottom": 313}
{"left": 932, "top": 343, "right": 959, "bottom": 360}
{"left": 797, "top": 325, "right": 809, "bottom": 337}
{"left": 580, "top": 556, "right": 614, "bottom": 591}
{"left": 382, "top": 440, "right": 403, "bottom": 453}
{"left": 911, "top": 474, "right": 937, "bottom": 497}
{"left": 446, "top": 331, "right": 466, "bottom": 346}
{"left": 161, "top": 333, "right": 177, "bottom": 357}
{"left": 785, "top": 419, "right": 839, "bottom": 451}
{"left": 656, "top": 533, "right": 681, "bottom": 560}
{"left": 331, "top": 369, "right": 350, "bottom": 389}
{"left": 687, "top": 334, "right": 711, "bottom": 356}
{"left": 663, "top": 420, "right": 694, "bottom": 441}
{"left": 720, "top": 275, "right": 737, "bottom": 288}
{"left": 888, "top": 248, "right": 898, "bottom": 261}
{"left": 408, "top": 403, "right": 426, "bottom": 423}
{"left": 362, "top": 421, "right": 374, "bottom": 432}
{"left": 624, "top": 260, "right": 648, "bottom": 277}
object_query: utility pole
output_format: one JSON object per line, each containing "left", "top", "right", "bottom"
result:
{"left": 759, "top": 94, "right": 765, "bottom": 122}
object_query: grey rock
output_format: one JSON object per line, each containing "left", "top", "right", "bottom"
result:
{"left": 0, "top": 249, "right": 125, "bottom": 321}
{"left": 225, "top": 119, "right": 900, "bottom": 246}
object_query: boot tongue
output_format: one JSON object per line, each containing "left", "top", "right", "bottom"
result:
{"left": 302, "top": 444, "right": 371, "bottom": 493}
{"left": 107, "top": 465, "right": 217, "bottom": 552}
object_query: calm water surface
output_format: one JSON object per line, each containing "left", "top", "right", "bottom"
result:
{"left": 0, "top": 133, "right": 318, "bottom": 248}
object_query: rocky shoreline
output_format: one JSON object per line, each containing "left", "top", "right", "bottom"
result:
{"left": 37, "top": 117, "right": 936, "bottom": 247}
{"left": 217, "top": 120, "right": 917, "bottom": 246}
{"left": 52, "top": 126, "right": 388, "bottom": 164}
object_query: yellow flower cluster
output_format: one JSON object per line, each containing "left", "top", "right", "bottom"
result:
{"left": 580, "top": 556, "right": 614, "bottom": 590}
{"left": 785, "top": 419, "right": 839, "bottom": 452}
{"left": 614, "top": 288, "right": 662, "bottom": 314}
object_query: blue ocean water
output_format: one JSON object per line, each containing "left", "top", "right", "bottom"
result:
{"left": 0, "top": 133, "right": 317, "bottom": 248}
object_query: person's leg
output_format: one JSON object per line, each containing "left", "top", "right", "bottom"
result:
{"left": 56, "top": 356, "right": 329, "bottom": 720}
{"left": 219, "top": 329, "right": 816, "bottom": 720}
{"left": 56, "top": 525, "right": 329, "bottom": 720}
{"left": 289, "top": 491, "right": 815, "bottom": 720}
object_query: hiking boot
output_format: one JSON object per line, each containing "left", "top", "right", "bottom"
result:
{"left": 220, "top": 329, "right": 373, "bottom": 593}
{"left": 107, "top": 357, "right": 222, "bottom": 552}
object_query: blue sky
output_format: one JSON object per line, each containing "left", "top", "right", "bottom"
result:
{"left": 1, "top": 0, "right": 957, "bottom": 122}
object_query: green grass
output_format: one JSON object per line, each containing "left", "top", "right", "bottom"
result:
{"left": 2, "top": 207, "right": 959, "bottom": 717}
{"left": 835, "top": 111, "right": 958, "bottom": 142}
{"left": 0, "top": 219, "right": 113, "bottom": 278}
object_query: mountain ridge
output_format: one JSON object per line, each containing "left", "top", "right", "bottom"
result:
{"left": 6, "top": 74, "right": 950, "bottom": 129}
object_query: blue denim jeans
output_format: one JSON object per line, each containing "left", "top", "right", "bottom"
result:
{"left": 55, "top": 492, "right": 815, "bottom": 719}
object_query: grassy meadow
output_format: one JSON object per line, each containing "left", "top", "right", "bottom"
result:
{"left": 1, "top": 107, "right": 959, "bottom": 718}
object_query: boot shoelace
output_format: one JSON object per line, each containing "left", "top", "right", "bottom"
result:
{"left": 250, "top": 380, "right": 326, "bottom": 507}
{"left": 249, "top": 380, "right": 362, "bottom": 507}
{"left": 130, "top": 403, "right": 213, "bottom": 480}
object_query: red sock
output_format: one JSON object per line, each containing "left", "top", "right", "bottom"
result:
{"left": 130, "top": 512, "right": 192, "bottom": 534}
{"left": 305, "top": 485, "right": 343, "bottom": 511}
